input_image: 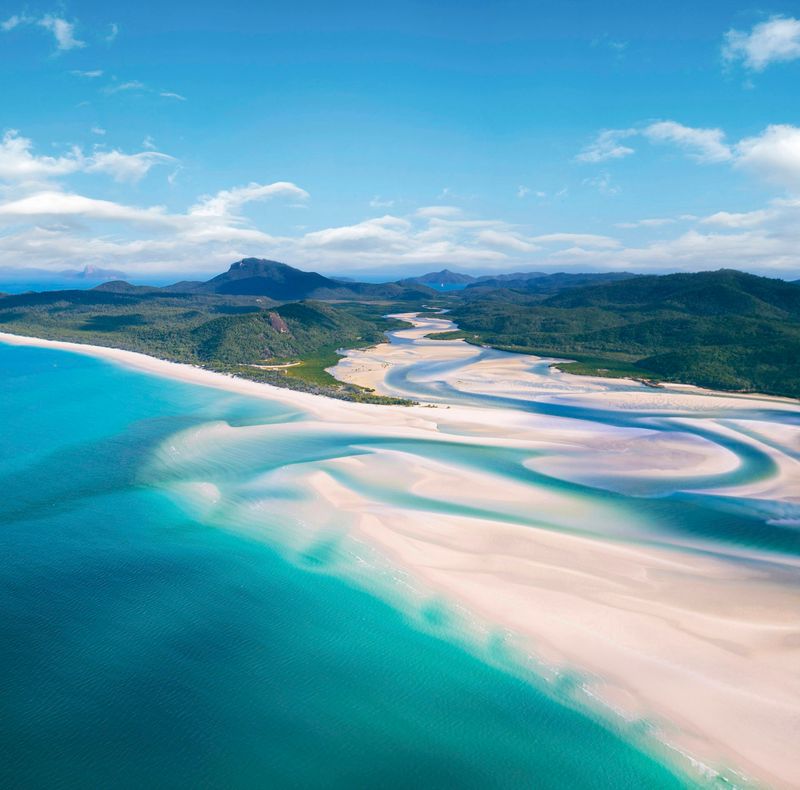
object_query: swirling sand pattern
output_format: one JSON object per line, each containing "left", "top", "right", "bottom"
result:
{"left": 2, "top": 322, "right": 799, "bottom": 788}
{"left": 152, "top": 313, "right": 799, "bottom": 787}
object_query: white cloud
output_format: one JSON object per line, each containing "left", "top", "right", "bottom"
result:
{"left": 38, "top": 15, "right": 85, "bottom": 51}
{"left": 0, "top": 191, "right": 172, "bottom": 225}
{"left": 616, "top": 217, "right": 676, "bottom": 229}
{"left": 190, "top": 182, "right": 310, "bottom": 218}
{"left": 2, "top": 12, "right": 85, "bottom": 51}
{"left": 517, "top": 185, "right": 530, "bottom": 198}
{"left": 582, "top": 172, "right": 619, "bottom": 195}
{"left": 576, "top": 129, "right": 636, "bottom": 163}
{"left": 0, "top": 129, "right": 797, "bottom": 278}
{"left": 532, "top": 233, "right": 620, "bottom": 248}
{"left": 643, "top": 121, "right": 732, "bottom": 163}
{"left": 700, "top": 210, "right": 770, "bottom": 228}
{"left": 71, "top": 69, "right": 103, "bottom": 78}
{"left": 303, "top": 216, "right": 412, "bottom": 253}
{"left": 476, "top": 229, "right": 539, "bottom": 252}
{"left": 581, "top": 120, "right": 800, "bottom": 193}
{"left": 414, "top": 205, "right": 461, "bottom": 218}
{"left": 106, "top": 23, "right": 119, "bottom": 43}
{"left": 734, "top": 125, "right": 800, "bottom": 191}
{"left": 105, "top": 80, "right": 147, "bottom": 94}
{"left": 1, "top": 14, "right": 30, "bottom": 31}
{"left": 86, "top": 150, "right": 177, "bottom": 183}
{"left": 91, "top": 127, "right": 106, "bottom": 136}
{"left": 0, "top": 130, "right": 83, "bottom": 180}
{"left": 160, "top": 91, "right": 187, "bottom": 101}
{"left": 369, "top": 196, "right": 394, "bottom": 208}
{"left": 0, "top": 129, "right": 178, "bottom": 185}
{"left": 723, "top": 16, "right": 800, "bottom": 71}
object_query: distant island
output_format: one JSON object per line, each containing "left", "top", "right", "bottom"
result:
{"left": 1, "top": 258, "right": 799, "bottom": 400}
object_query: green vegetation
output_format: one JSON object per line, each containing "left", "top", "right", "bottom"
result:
{"left": 0, "top": 287, "right": 415, "bottom": 404}
{"left": 2, "top": 262, "right": 798, "bottom": 402}
{"left": 446, "top": 270, "right": 800, "bottom": 398}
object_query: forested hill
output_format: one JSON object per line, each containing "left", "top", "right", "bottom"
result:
{"left": 446, "top": 269, "right": 800, "bottom": 398}
{"left": 2, "top": 262, "right": 799, "bottom": 401}
{"left": 0, "top": 286, "right": 414, "bottom": 404}
{"left": 545, "top": 269, "right": 800, "bottom": 316}
{"left": 160, "top": 258, "right": 434, "bottom": 301}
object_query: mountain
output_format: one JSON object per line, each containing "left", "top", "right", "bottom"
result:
{"left": 93, "top": 280, "right": 163, "bottom": 295}
{"left": 164, "top": 258, "right": 435, "bottom": 301}
{"left": 465, "top": 271, "right": 638, "bottom": 295}
{"left": 0, "top": 284, "right": 410, "bottom": 403}
{"left": 398, "top": 269, "right": 477, "bottom": 290}
{"left": 475, "top": 271, "right": 548, "bottom": 283}
{"left": 448, "top": 269, "right": 800, "bottom": 398}
{"left": 60, "top": 265, "right": 128, "bottom": 280}
{"left": 545, "top": 269, "right": 800, "bottom": 316}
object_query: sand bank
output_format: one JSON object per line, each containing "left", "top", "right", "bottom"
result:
{"left": 3, "top": 323, "right": 800, "bottom": 787}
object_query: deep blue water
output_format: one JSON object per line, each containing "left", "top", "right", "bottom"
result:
{"left": 0, "top": 344, "right": 695, "bottom": 788}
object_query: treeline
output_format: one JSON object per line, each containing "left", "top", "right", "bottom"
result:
{"left": 446, "top": 270, "right": 800, "bottom": 398}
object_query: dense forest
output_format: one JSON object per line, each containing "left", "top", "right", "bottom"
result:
{"left": 1, "top": 261, "right": 799, "bottom": 401}
{"left": 0, "top": 284, "right": 414, "bottom": 404}
{"left": 445, "top": 269, "right": 800, "bottom": 398}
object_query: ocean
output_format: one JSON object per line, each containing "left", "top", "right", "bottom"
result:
{"left": 0, "top": 342, "right": 694, "bottom": 788}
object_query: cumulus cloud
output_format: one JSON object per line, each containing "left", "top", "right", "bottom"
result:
{"left": 579, "top": 120, "right": 800, "bottom": 193}
{"left": 576, "top": 129, "right": 636, "bottom": 163}
{"left": 700, "top": 210, "right": 770, "bottom": 228}
{"left": 2, "top": 12, "right": 84, "bottom": 51}
{"left": 0, "top": 130, "right": 177, "bottom": 185}
{"left": 476, "top": 229, "right": 539, "bottom": 252}
{"left": 190, "top": 182, "right": 309, "bottom": 219}
{"left": 38, "top": 15, "right": 85, "bottom": 50}
{"left": 734, "top": 125, "right": 800, "bottom": 190}
{"left": 414, "top": 205, "right": 461, "bottom": 218}
{"left": 86, "top": 150, "right": 177, "bottom": 183}
{"left": 1, "top": 14, "right": 29, "bottom": 31}
{"left": 643, "top": 121, "right": 732, "bottom": 163}
{"left": 0, "top": 129, "right": 797, "bottom": 278}
{"left": 615, "top": 217, "right": 677, "bottom": 229}
{"left": 723, "top": 16, "right": 800, "bottom": 71}
{"left": 0, "top": 130, "right": 83, "bottom": 180}
{"left": 0, "top": 191, "right": 172, "bottom": 225}
{"left": 303, "top": 216, "right": 411, "bottom": 252}
{"left": 369, "top": 196, "right": 394, "bottom": 208}
{"left": 532, "top": 233, "right": 620, "bottom": 248}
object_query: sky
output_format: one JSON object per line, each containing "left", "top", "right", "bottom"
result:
{"left": 1, "top": 0, "right": 800, "bottom": 281}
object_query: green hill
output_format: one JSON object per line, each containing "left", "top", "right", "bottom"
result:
{"left": 0, "top": 286, "right": 412, "bottom": 403}
{"left": 447, "top": 269, "right": 800, "bottom": 398}
{"left": 163, "top": 258, "right": 435, "bottom": 301}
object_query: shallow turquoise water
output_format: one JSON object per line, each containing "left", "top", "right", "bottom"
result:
{"left": 0, "top": 344, "right": 697, "bottom": 788}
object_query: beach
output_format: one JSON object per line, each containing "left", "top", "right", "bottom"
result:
{"left": 1, "top": 320, "right": 799, "bottom": 788}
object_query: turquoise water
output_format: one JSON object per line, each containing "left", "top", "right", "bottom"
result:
{"left": 0, "top": 344, "right": 694, "bottom": 788}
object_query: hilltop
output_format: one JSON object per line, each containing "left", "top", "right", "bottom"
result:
{"left": 2, "top": 262, "right": 799, "bottom": 400}
{"left": 160, "top": 258, "right": 435, "bottom": 301}
{"left": 446, "top": 269, "right": 800, "bottom": 397}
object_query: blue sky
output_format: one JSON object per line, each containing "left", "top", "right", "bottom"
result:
{"left": 1, "top": 1, "right": 800, "bottom": 280}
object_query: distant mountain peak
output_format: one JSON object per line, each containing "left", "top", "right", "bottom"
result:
{"left": 60, "top": 264, "right": 128, "bottom": 280}
{"left": 163, "top": 258, "right": 435, "bottom": 301}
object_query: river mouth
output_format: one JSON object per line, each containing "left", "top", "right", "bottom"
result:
{"left": 323, "top": 311, "right": 800, "bottom": 787}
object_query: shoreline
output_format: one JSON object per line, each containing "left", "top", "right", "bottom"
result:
{"left": 3, "top": 327, "right": 800, "bottom": 788}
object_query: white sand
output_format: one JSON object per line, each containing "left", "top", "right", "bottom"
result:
{"left": 3, "top": 325, "right": 800, "bottom": 787}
